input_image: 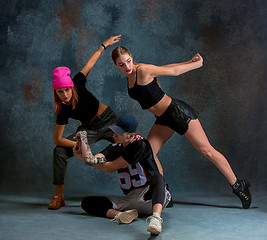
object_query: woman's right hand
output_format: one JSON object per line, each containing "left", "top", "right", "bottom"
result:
{"left": 191, "top": 53, "right": 203, "bottom": 68}
{"left": 103, "top": 35, "right": 121, "bottom": 47}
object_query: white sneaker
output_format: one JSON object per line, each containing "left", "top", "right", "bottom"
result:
{"left": 111, "top": 209, "right": 138, "bottom": 224}
{"left": 146, "top": 212, "right": 163, "bottom": 235}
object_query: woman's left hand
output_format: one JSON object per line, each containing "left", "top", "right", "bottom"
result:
{"left": 103, "top": 35, "right": 121, "bottom": 47}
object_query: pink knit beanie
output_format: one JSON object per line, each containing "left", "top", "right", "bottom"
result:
{"left": 52, "top": 66, "right": 74, "bottom": 90}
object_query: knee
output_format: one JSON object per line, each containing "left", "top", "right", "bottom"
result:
{"left": 53, "top": 145, "right": 73, "bottom": 158}
{"left": 199, "top": 147, "right": 214, "bottom": 161}
{"left": 81, "top": 196, "right": 93, "bottom": 213}
{"left": 53, "top": 145, "right": 64, "bottom": 156}
{"left": 81, "top": 196, "right": 112, "bottom": 217}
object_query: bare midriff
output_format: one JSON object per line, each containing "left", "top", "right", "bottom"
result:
{"left": 89, "top": 102, "right": 108, "bottom": 123}
{"left": 147, "top": 94, "right": 172, "bottom": 117}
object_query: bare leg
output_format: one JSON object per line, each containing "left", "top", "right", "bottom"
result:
{"left": 184, "top": 119, "right": 237, "bottom": 185}
{"left": 153, "top": 203, "right": 163, "bottom": 216}
{"left": 106, "top": 209, "right": 120, "bottom": 219}
{"left": 147, "top": 124, "right": 175, "bottom": 175}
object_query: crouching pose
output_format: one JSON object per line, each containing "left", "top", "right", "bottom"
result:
{"left": 74, "top": 115, "right": 171, "bottom": 235}
{"left": 48, "top": 35, "right": 121, "bottom": 210}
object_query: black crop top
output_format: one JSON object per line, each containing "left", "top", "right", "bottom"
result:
{"left": 56, "top": 72, "right": 99, "bottom": 125}
{"left": 128, "top": 68, "right": 165, "bottom": 109}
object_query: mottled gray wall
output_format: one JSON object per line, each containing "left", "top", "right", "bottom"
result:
{"left": 0, "top": 0, "right": 266, "bottom": 197}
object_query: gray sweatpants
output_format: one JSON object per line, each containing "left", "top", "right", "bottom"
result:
{"left": 53, "top": 107, "right": 117, "bottom": 185}
{"left": 108, "top": 185, "right": 171, "bottom": 216}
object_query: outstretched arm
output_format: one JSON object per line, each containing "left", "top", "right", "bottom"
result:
{"left": 80, "top": 35, "right": 121, "bottom": 77}
{"left": 139, "top": 53, "right": 203, "bottom": 80}
{"left": 73, "top": 131, "right": 128, "bottom": 172}
{"left": 92, "top": 156, "right": 128, "bottom": 173}
{"left": 73, "top": 131, "right": 107, "bottom": 164}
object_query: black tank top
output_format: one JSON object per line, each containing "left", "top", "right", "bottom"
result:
{"left": 128, "top": 67, "right": 165, "bottom": 109}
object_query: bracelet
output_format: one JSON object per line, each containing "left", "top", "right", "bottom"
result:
{"left": 101, "top": 43, "right": 106, "bottom": 50}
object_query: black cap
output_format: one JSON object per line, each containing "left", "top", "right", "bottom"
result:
{"left": 109, "top": 115, "right": 138, "bottom": 134}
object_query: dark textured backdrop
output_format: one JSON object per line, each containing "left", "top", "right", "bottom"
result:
{"left": 0, "top": 0, "right": 266, "bottom": 198}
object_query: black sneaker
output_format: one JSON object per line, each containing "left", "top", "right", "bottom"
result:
{"left": 232, "top": 179, "right": 251, "bottom": 209}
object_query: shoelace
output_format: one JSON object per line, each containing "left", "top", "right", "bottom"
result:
{"left": 110, "top": 213, "right": 120, "bottom": 223}
{"left": 239, "top": 191, "right": 249, "bottom": 200}
{"left": 51, "top": 196, "right": 61, "bottom": 202}
{"left": 146, "top": 215, "right": 163, "bottom": 224}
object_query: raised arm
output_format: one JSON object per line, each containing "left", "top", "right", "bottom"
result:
{"left": 80, "top": 35, "right": 121, "bottom": 77}
{"left": 139, "top": 53, "right": 203, "bottom": 80}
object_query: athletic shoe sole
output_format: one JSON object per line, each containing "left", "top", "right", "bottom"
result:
{"left": 147, "top": 225, "right": 161, "bottom": 235}
{"left": 118, "top": 209, "right": 138, "bottom": 224}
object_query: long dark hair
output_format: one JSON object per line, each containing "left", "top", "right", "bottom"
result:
{"left": 54, "top": 87, "right": 78, "bottom": 114}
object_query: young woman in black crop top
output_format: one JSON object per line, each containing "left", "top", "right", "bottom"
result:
{"left": 48, "top": 35, "right": 121, "bottom": 210}
{"left": 111, "top": 46, "right": 251, "bottom": 209}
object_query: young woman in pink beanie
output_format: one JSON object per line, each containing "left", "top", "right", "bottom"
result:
{"left": 48, "top": 35, "right": 121, "bottom": 210}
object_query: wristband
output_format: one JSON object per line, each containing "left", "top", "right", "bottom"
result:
{"left": 101, "top": 43, "right": 106, "bottom": 50}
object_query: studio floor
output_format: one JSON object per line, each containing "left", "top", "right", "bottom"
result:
{"left": 0, "top": 192, "right": 266, "bottom": 240}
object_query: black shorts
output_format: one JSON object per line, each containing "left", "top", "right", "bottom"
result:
{"left": 154, "top": 98, "right": 199, "bottom": 135}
